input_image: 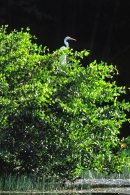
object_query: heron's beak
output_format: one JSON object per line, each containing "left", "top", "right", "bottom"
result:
{"left": 70, "top": 37, "right": 76, "bottom": 41}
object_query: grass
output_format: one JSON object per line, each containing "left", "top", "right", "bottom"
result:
{"left": 0, "top": 166, "right": 130, "bottom": 191}
{"left": 0, "top": 174, "right": 67, "bottom": 191}
{"left": 79, "top": 166, "right": 130, "bottom": 179}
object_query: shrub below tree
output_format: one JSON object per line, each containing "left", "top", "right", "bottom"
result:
{"left": 0, "top": 26, "right": 130, "bottom": 180}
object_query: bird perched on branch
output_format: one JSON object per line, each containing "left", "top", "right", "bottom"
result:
{"left": 60, "top": 36, "right": 76, "bottom": 65}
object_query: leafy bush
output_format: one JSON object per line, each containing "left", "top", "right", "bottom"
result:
{"left": 0, "top": 25, "right": 130, "bottom": 180}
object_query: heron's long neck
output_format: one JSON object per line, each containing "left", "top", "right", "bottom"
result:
{"left": 64, "top": 39, "right": 69, "bottom": 47}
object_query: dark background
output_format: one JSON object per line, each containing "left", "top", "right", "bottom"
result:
{"left": 0, "top": 0, "right": 130, "bottom": 138}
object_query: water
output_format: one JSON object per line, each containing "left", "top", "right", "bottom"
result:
{"left": 0, "top": 179, "right": 130, "bottom": 194}
{"left": 0, "top": 189, "right": 130, "bottom": 195}
{"left": 73, "top": 178, "right": 130, "bottom": 186}
{"left": 0, "top": 194, "right": 127, "bottom": 195}
{"left": 69, "top": 179, "right": 130, "bottom": 194}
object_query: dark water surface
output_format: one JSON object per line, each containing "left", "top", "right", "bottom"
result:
{"left": 0, "top": 193, "right": 125, "bottom": 195}
{"left": 0, "top": 194, "right": 123, "bottom": 195}
{"left": 0, "top": 188, "right": 130, "bottom": 195}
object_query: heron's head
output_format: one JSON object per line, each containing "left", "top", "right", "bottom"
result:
{"left": 64, "top": 36, "right": 76, "bottom": 47}
{"left": 65, "top": 36, "right": 76, "bottom": 41}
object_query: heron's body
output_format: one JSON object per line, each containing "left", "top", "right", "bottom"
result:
{"left": 60, "top": 36, "right": 76, "bottom": 65}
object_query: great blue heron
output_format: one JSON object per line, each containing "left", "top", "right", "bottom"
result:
{"left": 60, "top": 36, "right": 76, "bottom": 65}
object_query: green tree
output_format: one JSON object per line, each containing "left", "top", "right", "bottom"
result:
{"left": 0, "top": 25, "right": 130, "bottom": 180}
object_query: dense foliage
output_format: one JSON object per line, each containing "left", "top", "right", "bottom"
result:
{"left": 0, "top": 26, "right": 130, "bottom": 180}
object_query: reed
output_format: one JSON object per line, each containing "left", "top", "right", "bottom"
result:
{"left": 80, "top": 165, "right": 130, "bottom": 179}
{"left": 0, "top": 165, "right": 129, "bottom": 191}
